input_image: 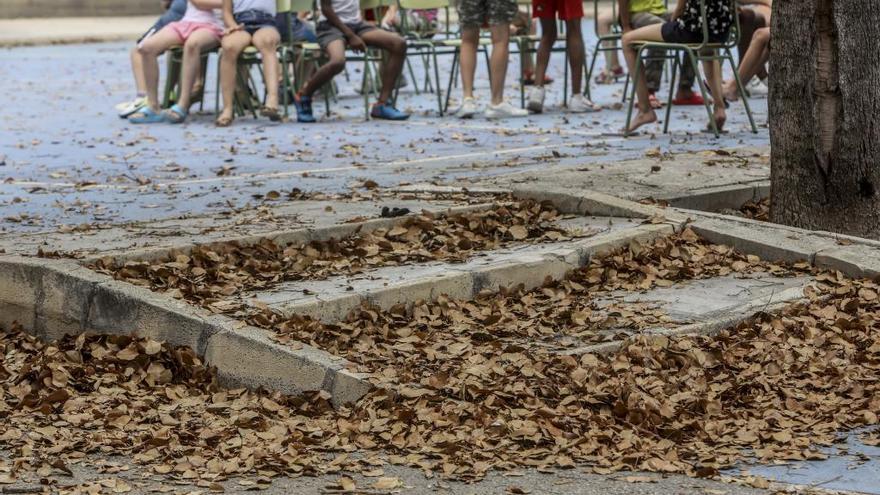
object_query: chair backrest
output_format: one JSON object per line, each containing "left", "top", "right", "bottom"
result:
{"left": 361, "top": 0, "right": 393, "bottom": 9}
{"left": 277, "top": 0, "right": 291, "bottom": 13}
{"left": 398, "top": 0, "right": 453, "bottom": 38}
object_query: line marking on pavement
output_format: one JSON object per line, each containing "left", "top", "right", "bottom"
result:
{"left": 2, "top": 138, "right": 626, "bottom": 191}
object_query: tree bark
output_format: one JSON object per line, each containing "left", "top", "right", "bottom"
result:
{"left": 770, "top": 0, "right": 880, "bottom": 238}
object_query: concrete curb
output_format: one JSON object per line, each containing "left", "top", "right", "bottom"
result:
{"left": 660, "top": 181, "right": 769, "bottom": 212}
{"left": 0, "top": 255, "right": 370, "bottom": 406}
{"left": 85, "top": 203, "right": 497, "bottom": 265}
{"left": 273, "top": 223, "right": 676, "bottom": 321}
{"left": 511, "top": 187, "right": 688, "bottom": 222}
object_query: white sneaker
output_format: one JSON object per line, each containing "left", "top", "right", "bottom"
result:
{"left": 484, "top": 101, "right": 528, "bottom": 119}
{"left": 746, "top": 77, "right": 768, "bottom": 98}
{"left": 527, "top": 86, "right": 545, "bottom": 113}
{"left": 457, "top": 97, "right": 479, "bottom": 119}
{"left": 117, "top": 96, "right": 147, "bottom": 118}
{"left": 567, "top": 94, "right": 600, "bottom": 113}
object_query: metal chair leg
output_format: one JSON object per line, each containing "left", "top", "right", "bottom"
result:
{"left": 663, "top": 55, "right": 679, "bottom": 134}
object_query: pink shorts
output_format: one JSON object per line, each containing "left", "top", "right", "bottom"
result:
{"left": 164, "top": 21, "right": 223, "bottom": 43}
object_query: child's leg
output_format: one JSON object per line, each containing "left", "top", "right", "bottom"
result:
{"left": 621, "top": 23, "right": 664, "bottom": 130}
{"left": 459, "top": 26, "right": 479, "bottom": 99}
{"left": 137, "top": 27, "right": 185, "bottom": 111}
{"left": 723, "top": 27, "right": 770, "bottom": 101}
{"left": 360, "top": 29, "right": 407, "bottom": 103}
{"left": 131, "top": 46, "right": 147, "bottom": 96}
{"left": 299, "top": 39, "right": 346, "bottom": 98}
{"left": 702, "top": 57, "right": 726, "bottom": 129}
{"left": 533, "top": 18, "right": 557, "bottom": 89}
{"left": 597, "top": 11, "right": 620, "bottom": 70}
{"left": 252, "top": 27, "right": 281, "bottom": 109}
{"left": 178, "top": 30, "right": 220, "bottom": 110}
{"left": 488, "top": 22, "right": 510, "bottom": 105}
{"left": 219, "top": 30, "right": 253, "bottom": 120}
{"left": 565, "top": 18, "right": 585, "bottom": 94}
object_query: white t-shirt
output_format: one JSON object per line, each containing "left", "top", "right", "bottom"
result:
{"left": 319, "top": 0, "right": 361, "bottom": 24}
{"left": 233, "top": 0, "right": 277, "bottom": 14}
{"left": 181, "top": 1, "right": 223, "bottom": 27}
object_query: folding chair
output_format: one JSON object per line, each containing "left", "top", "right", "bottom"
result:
{"left": 162, "top": 47, "right": 213, "bottom": 111}
{"left": 624, "top": 0, "right": 757, "bottom": 136}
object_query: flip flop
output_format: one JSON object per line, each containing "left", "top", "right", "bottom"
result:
{"left": 163, "top": 104, "right": 187, "bottom": 124}
{"left": 260, "top": 106, "right": 282, "bottom": 122}
{"left": 129, "top": 106, "right": 165, "bottom": 124}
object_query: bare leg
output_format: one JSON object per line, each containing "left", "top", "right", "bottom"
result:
{"left": 177, "top": 30, "right": 219, "bottom": 110}
{"left": 488, "top": 23, "right": 510, "bottom": 105}
{"left": 137, "top": 27, "right": 185, "bottom": 111}
{"left": 459, "top": 26, "right": 479, "bottom": 99}
{"left": 621, "top": 24, "right": 664, "bottom": 132}
{"left": 723, "top": 27, "right": 770, "bottom": 101}
{"left": 566, "top": 18, "right": 585, "bottom": 94}
{"left": 252, "top": 27, "right": 281, "bottom": 109}
{"left": 131, "top": 46, "right": 147, "bottom": 95}
{"left": 533, "top": 18, "right": 557, "bottom": 89}
{"left": 219, "top": 30, "right": 252, "bottom": 122}
{"left": 360, "top": 29, "right": 407, "bottom": 103}
{"left": 299, "top": 40, "right": 346, "bottom": 97}
{"left": 702, "top": 58, "right": 726, "bottom": 131}
{"left": 596, "top": 11, "right": 621, "bottom": 70}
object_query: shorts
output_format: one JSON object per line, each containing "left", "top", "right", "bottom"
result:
{"left": 531, "top": 0, "right": 583, "bottom": 21}
{"left": 277, "top": 14, "right": 318, "bottom": 43}
{"left": 137, "top": 0, "right": 187, "bottom": 45}
{"left": 315, "top": 20, "right": 377, "bottom": 50}
{"left": 457, "top": 0, "right": 518, "bottom": 28}
{"left": 165, "top": 21, "right": 224, "bottom": 43}
{"left": 235, "top": 9, "right": 280, "bottom": 35}
{"left": 661, "top": 21, "right": 728, "bottom": 44}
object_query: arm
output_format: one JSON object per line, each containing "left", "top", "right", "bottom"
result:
{"left": 320, "top": 0, "right": 366, "bottom": 51}
{"left": 220, "top": 0, "right": 241, "bottom": 33}
{"left": 617, "top": 0, "right": 631, "bottom": 32}
{"left": 672, "top": 0, "right": 686, "bottom": 19}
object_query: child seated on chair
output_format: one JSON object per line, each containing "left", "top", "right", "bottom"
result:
{"left": 117, "top": 0, "right": 189, "bottom": 118}
{"left": 292, "top": 0, "right": 410, "bottom": 122}
{"left": 621, "top": 0, "right": 733, "bottom": 134}
{"left": 129, "top": 0, "right": 224, "bottom": 124}
{"left": 216, "top": 0, "right": 283, "bottom": 126}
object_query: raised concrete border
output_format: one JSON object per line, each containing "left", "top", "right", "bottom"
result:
{"left": 271, "top": 222, "right": 676, "bottom": 322}
{"left": 661, "top": 181, "right": 769, "bottom": 212}
{"left": 0, "top": 256, "right": 370, "bottom": 406}
{"left": 84, "top": 203, "right": 497, "bottom": 265}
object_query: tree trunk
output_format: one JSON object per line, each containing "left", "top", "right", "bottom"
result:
{"left": 770, "top": 0, "right": 880, "bottom": 238}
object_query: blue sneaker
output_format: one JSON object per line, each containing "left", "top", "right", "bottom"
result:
{"left": 293, "top": 94, "right": 316, "bottom": 123}
{"left": 371, "top": 103, "right": 410, "bottom": 121}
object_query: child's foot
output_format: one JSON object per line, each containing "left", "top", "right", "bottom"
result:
{"left": 293, "top": 94, "right": 316, "bottom": 123}
{"left": 567, "top": 94, "right": 600, "bottom": 113}
{"left": 128, "top": 106, "right": 165, "bottom": 124}
{"left": 484, "top": 101, "right": 528, "bottom": 119}
{"left": 457, "top": 97, "right": 478, "bottom": 119}
{"left": 624, "top": 109, "right": 657, "bottom": 134}
{"left": 527, "top": 86, "right": 545, "bottom": 113}
{"left": 371, "top": 102, "right": 410, "bottom": 120}
{"left": 162, "top": 104, "right": 187, "bottom": 124}
{"left": 647, "top": 91, "right": 663, "bottom": 109}
{"left": 215, "top": 109, "right": 234, "bottom": 127}
{"left": 260, "top": 106, "right": 281, "bottom": 122}
{"left": 594, "top": 66, "right": 624, "bottom": 84}
{"left": 722, "top": 80, "right": 739, "bottom": 102}
{"left": 117, "top": 96, "right": 147, "bottom": 118}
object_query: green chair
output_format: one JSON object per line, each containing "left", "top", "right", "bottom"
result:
{"left": 624, "top": 0, "right": 757, "bottom": 137}
{"left": 584, "top": 0, "right": 624, "bottom": 102}
{"left": 161, "top": 47, "right": 214, "bottom": 111}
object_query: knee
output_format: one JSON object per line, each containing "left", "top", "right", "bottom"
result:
{"left": 754, "top": 27, "right": 771, "bottom": 43}
{"left": 391, "top": 36, "right": 406, "bottom": 54}
{"left": 137, "top": 43, "right": 156, "bottom": 57}
{"left": 621, "top": 32, "right": 635, "bottom": 48}
{"left": 184, "top": 41, "right": 201, "bottom": 55}
{"left": 542, "top": 30, "right": 557, "bottom": 44}
{"left": 326, "top": 57, "right": 346, "bottom": 74}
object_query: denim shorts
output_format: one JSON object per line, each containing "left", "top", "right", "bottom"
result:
{"left": 235, "top": 9, "right": 280, "bottom": 35}
{"left": 276, "top": 13, "right": 318, "bottom": 43}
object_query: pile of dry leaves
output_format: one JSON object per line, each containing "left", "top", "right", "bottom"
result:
{"left": 3, "top": 231, "right": 879, "bottom": 489}
{"left": 740, "top": 198, "right": 770, "bottom": 222}
{"left": 94, "top": 199, "right": 570, "bottom": 314}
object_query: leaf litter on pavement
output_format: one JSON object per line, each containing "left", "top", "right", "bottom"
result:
{"left": 4, "top": 229, "right": 880, "bottom": 493}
